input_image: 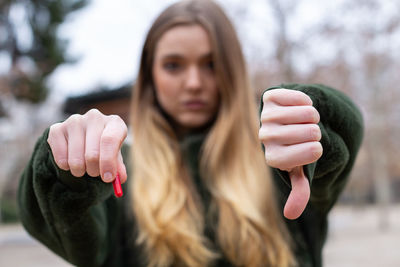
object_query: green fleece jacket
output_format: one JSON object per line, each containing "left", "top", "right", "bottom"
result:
{"left": 18, "top": 84, "right": 363, "bottom": 267}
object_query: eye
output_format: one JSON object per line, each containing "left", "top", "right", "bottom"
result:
{"left": 163, "top": 62, "right": 180, "bottom": 71}
{"left": 204, "top": 60, "right": 214, "bottom": 71}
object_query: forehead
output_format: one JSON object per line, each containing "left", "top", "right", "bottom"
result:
{"left": 155, "top": 24, "right": 212, "bottom": 57}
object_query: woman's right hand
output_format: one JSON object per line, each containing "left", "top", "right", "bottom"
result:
{"left": 47, "top": 109, "right": 128, "bottom": 184}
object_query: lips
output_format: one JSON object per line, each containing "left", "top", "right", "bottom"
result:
{"left": 183, "top": 100, "right": 206, "bottom": 110}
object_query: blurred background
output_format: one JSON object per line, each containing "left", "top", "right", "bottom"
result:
{"left": 0, "top": 0, "right": 399, "bottom": 266}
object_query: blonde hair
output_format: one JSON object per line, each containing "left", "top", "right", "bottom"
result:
{"left": 130, "top": 0, "right": 294, "bottom": 266}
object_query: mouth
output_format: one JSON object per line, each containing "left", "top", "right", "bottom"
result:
{"left": 183, "top": 100, "right": 207, "bottom": 110}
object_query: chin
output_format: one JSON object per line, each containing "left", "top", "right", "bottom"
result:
{"left": 179, "top": 117, "right": 212, "bottom": 129}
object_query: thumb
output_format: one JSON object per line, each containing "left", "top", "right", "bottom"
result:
{"left": 283, "top": 166, "right": 310, "bottom": 220}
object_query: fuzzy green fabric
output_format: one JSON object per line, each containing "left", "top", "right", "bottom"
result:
{"left": 18, "top": 84, "right": 363, "bottom": 267}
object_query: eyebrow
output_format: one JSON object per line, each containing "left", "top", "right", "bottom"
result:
{"left": 161, "top": 52, "right": 213, "bottom": 60}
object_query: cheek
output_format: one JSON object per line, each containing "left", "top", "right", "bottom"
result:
{"left": 153, "top": 68, "right": 180, "bottom": 111}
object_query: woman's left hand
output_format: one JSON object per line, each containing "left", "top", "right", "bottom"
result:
{"left": 259, "top": 89, "right": 323, "bottom": 220}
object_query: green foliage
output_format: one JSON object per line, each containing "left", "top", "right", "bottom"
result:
{"left": 0, "top": 0, "right": 90, "bottom": 102}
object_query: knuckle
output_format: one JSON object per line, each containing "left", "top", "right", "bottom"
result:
{"left": 264, "top": 154, "right": 276, "bottom": 167}
{"left": 108, "top": 115, "right": 128, "bottom": 132}
{"left": 49, "top": 122, "right": 62, "bottom": 132}
{"left": 260, "top": 112, "right": 269, "bottom": 122}
{"left": 264, "top": 148, "right": 279, "bottom": 168}
{"left": 68, "top": 158, "right": 85, "bottom": 171}
{"left": 310, "top": 142, "right": 323, "bottom": 159}
{"left": 311, "top": 107, "right": 320, "bottom": 122}
{"left": 48, "top": 123, "right": 62, "bottom": 143}
{"left": 267, "top": 132, "right": 279, "bottom": 143}
{"left": 309, "top": 124, "right": 321, "bottom": 141}
{"left": 108, "top": 114, "right": 122, "bottom": 122}
{"left": 55, "top": 158, "right": 69, "bottom": 170}
{"left": 260, "top": 110, "right": 276, "bottom": 123}
{"left": 259, "top": 127, "right": 271, "bottom": 141}
{"left": 66, "top": 114, "right": 83, "bottom": 126}
{"left": 259, "top": 125, "right": 281, "bottom": 143}
{"left": 265, "top": 145, "right": 293, "bottom": 171}
{"left": 120, "top": 124, "right": 128, "bottom": 136}
{"left": 301, "top": 93, "right": 313, "bottom": 105}
{"left": 85, "top": 108, "right": 102, "bottom": 118}
{"left": 258, "top": 128, "right": 265, "bottom": 141}
{"left": 262, "top": 91, "right": 273, "bottom": 103}
{"left": 85, "top": 150, "right": 100, "bottom": 164}
{"left": 304, "top": 107, "right": 319, "bottom": 122}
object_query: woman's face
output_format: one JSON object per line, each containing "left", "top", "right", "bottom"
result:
{"left": 152, "top": 24, "right": 219, "bottom": 132}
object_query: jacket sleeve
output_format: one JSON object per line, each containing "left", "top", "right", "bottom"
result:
{"left": 17, "top": 128, "right": 125, "bottom": 267}
{"left": 260, "top": 83, "right": 364, "bottom": 215}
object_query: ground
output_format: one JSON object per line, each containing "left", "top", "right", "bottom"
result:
{"left": 1, "top": 205, "right": 399, "bottom": 266}
{"left": 323, "top": 204, "right": 400, "bottom": 267}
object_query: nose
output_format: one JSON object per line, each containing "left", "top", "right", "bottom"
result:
{"left": 184, "top": 66, "right": 202, "bottom": 91}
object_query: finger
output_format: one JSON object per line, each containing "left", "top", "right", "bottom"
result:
{"left": 264, "top": 141, "right": 323, "bottom": 171}
{"left": 99, "top": 115, "right": 128, "bottom": 183}
{"left": 47, "top": 123, "right": 69, "bottom": 170}
{"left": 66, "top": 115, "right": 86, "bottom": 177}
{"left": 117, "top": 150, "right": 127, "bottom": 184}
{"left": 259, "top": 124, "right": 321, "bottom": 145}
{"left": 263, "top": 89, "right": 313, "bottom": 106}
{"left": 84, "top": 113, "right": 106, "bottom": 177}
{"left": 284, "top": 166, "right": 310, "bottom": 220}
{"left": 261, "top": 106, "right": 320, "bottom": 125}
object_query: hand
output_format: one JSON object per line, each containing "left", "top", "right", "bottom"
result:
{"left": 259, "top": 89, "right": 323, "bottom": 220}
{"left": 47, "top": 109, "right": 128, "bottom": 184}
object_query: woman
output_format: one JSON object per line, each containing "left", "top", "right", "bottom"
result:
{"left": 18, "top": 0, "right": 363, "bottom": 266}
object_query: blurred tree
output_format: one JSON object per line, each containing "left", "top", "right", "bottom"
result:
{"left": 267, "top": 0, "right": 298, "bottom": 83}
{"left": 249, "top": 0, "right": 300, "bottom": 94}
{"left": 0, "top": 0, "right": 89, "bottom": 223}
{"left": 0, "top": 0, "right": 89, "bottom": 103}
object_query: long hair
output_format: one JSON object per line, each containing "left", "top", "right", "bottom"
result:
{"left": 130, "top": 1, "right": 294, "bottom": 266}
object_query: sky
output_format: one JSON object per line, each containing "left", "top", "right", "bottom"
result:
{"left": 7, "top": 0, "right": 395, "bottom": 98}
{"left": 2, "top": 0, "right": 342, "bottom": 98}
{"left": 46, "top": 0, "right": 347, "bottom": 97}
{"left": 47, "top": 0, "right": 284, "bottom": 97}
{"left": 48, "top": 0, "right": 177, "bottom": 96}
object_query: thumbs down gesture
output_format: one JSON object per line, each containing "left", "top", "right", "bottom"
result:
{"left": 259, "top": 89, "right": 323, "bottom": 220}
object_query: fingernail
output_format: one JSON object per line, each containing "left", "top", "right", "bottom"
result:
{"left": 103, "top": 172, "right": 113, "bottom": 182}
